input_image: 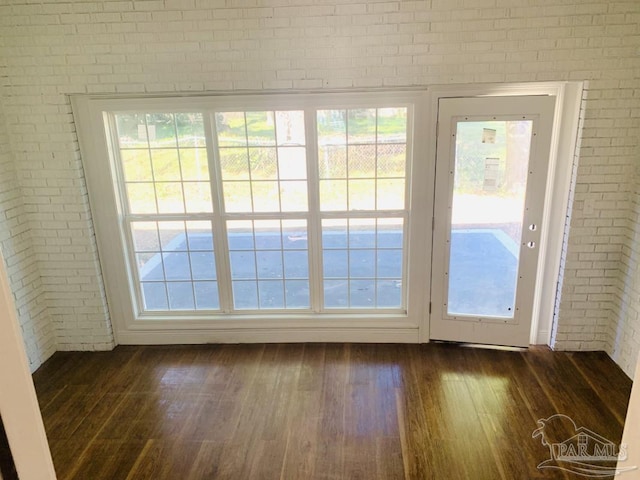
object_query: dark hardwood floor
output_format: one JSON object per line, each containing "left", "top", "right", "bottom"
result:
{"left": 32, "top": 343, "right": 632, "bottom": 480}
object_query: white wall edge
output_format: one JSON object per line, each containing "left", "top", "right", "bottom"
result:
{"left": 0, "top": 251, "right": 56, "bottom": 479}
{"left": 534, "top": 82, "right": 584, "bottom": 347}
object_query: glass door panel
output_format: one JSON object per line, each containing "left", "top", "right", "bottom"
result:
{"left": 448, "top": 120, "right": 533, "bottom": 318}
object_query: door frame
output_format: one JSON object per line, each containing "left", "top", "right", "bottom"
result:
{"left": 431, "top": 95, "right": 556, "bottom": 347}
{"left": 421, "top": 82, "right": 584, "bottom": 346}
{"left": 0, "top": 250, "right": 56, "bottom": 479}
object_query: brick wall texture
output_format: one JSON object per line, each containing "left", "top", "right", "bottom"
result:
{"left": 0, "top": 0, "right": 638, "bottom": 375}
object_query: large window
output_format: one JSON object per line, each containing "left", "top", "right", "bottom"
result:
{"left": 109, "top": 102, "right": 410, "bottom": 315}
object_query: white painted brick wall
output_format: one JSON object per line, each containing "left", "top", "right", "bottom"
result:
{"left": 0, "top": 0, "right": 638, "bottom": 372}
{"left": 0, "top": 100, "right": 55, "bottom": 371}
{"left": 608, "top": 167, "right": 640, "bottom": 378}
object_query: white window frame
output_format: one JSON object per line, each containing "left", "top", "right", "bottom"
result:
{"left": 73, "top": 91, "right": 431, "bottom": 344}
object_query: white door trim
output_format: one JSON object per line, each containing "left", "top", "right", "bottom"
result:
{"left": 0, "top": 250, "right": 56, "bottom": 479}
{"left": 425, "top": 82, "right": 584, "bottom": 346}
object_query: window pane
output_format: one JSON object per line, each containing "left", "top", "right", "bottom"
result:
{"left": 324, "top": 279, "right": 347, "bottom": 308}
{"left": 276, "top": 111, "right": 305, "bottom": 145}
{"left": 223, "top": 181, "right": 252, "bottom": 213}
{"left": 167, "top": 282, "right": 195, "bottom": 309}
{"left": 317, "top": 110, "right": 346, "bottom": 146}
{"left": 151, "top": 149, "right": 181, "bottom": 181}
{"left": 132, "top": 222, "right": 160, "bottom": 251}
{"left": 256, "top": 250, "right": 283, "bottom": 279}
{"left": 180, "top": 149, "right": 209, "bottom": 180}
{"left": 246, "top": 111, "right": 276, "bottom": 146}
{"left": 282, "top": 219, "right": 308, "bottom": 249}
{"left": 349, "top": 218, "right": 376, "bottom": 248}
{"left": 116, "top": 113, "right": 148, "bottom": 149}
{"left": 233, "top": 281, "right": 258, "bottom": 309}
{"left": 249, "top": 148, "right": 278, "bottom": 180}
{"left": 258, "top": 281, "right": 284, "bottom": 308}
{"left": 158, "top": 221, "right": 186, "bottom": 251}
{"left": 348, "top": 145, "right": 376, "bottom": 178}
{"left": 347, "top": 109, "right": 376, "bottom": 144}
{"left": 350, "top": 280, "right": 375, "bottom": 308}
{"left": 215, "top": 112, "right": 246, "bottom": 147}
{"left": 230, "top": 251, "right": 256, "bottom": 279}
{"left": 319, "top": 180, "right": 347, "bottom": 211}
{"left": 283, "top": 250, "right": 308, "bottom": 279}
{"left": 146, "top": 113, "right": 177, "bottom": 148}
{"left": 163, "top": 252, "right": 191, "bottom": 280}
{"left": 350, "top": 249, "right": 375, "bottom": 278}
{"left": 348, "top": 179, "right": 375, "bottom": 210}
{"left": 252, "top": 181, "right": 280, "bottom": 212}
{"left": 377, "top": 280, "right": 402, "bottom": 308}
{"left": 142, "top": 282, "right": 168, "bottom": 310}
{"left": 191, "top": 252, "right": 216, "bottom": 280}
{"left": 377, "top": 249, "right": 402, "bottom": 278}
{"left": 136, "top": 252, "right": 164, "bottom": 281}
{"left": 285, "top": 280, "right": 309, "bottom": 308}
{"left": 321, "top": 219, "right": 348, "bottom": 248}
{"left": 254, "top": 219, "right": 282, "bottom": 250}
{"left": 220, "top": 148, "right": 250, "bottom": 180}
{"left": 280, "top": 181, "right": 307, "bottom": 212}
{"left": 323, "top": 249, "right": 348, "bottom": 278}
{"left": 187, "top": 221, "right": 214, "bottom": 250}
{"left": 227, "top": 220, "right": 254, "bottom": 250}
{"left": 318, "top": 146, "right": 346, "bottom": 179}
{"left": 377, "top": 218, "right": 404, "bottom": 248}
{"left": 278, "top": 147, "right": 307, "bottom": 180}
{"left": 377, "top": 179, "right": 405, "bottom": 210}
{"left": 121, "top": 150, "right": 152, "bottom": 182}
{"left": 377, "top": 144, "right": 406, "bottom": 177}
{"left": 156, "top": 182, "right": 184, "bottom": 214}
{"left": 176, "top": 113, "right": 206, "bottom": 147}
{"left": 377, "top": 108, "right": 407, "bottom": 144}
{"left": 194, "top": 281, "right": 219, "bottom": 309}
{"left": 183, "top": 182, "right": 213, "bottom": 213}
{"left": 127, "top": 183, "right": 157, "bottom": 214}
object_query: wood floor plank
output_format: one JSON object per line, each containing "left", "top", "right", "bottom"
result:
{"left": 31, "top": 343, "right": 632, "bottom": 480}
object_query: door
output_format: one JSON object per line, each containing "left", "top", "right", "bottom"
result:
{"left": 430, "top": 96, "right": 556, "bottom": 347}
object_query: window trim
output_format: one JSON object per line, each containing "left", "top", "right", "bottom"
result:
{"left": 73, "top": 91, "right": 431, "bottom": 344}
